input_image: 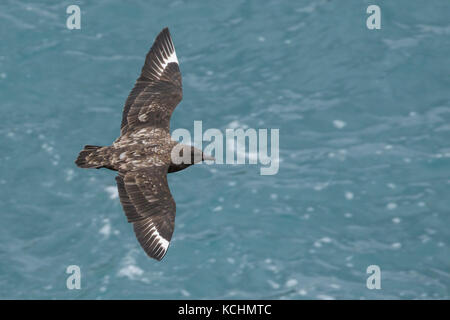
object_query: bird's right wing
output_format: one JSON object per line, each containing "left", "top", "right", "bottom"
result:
{"left": 115, "top": 166, "right": 176, "bottom": 261}
{"left": 120, "top": 27, "right": 182, "bottom": 135}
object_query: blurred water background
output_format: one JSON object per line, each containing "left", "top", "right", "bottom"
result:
{"left": 1, "top": 0, "right": 449, "bottom": 299}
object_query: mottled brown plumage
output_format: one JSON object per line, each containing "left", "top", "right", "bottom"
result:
{"left": 75, "top": 28, "right": 212, "bottom": 261}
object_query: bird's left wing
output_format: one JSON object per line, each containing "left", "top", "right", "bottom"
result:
{"left": 120, "top": 27, "right": 182, "bottom": 135}
{"left": 115, "top": 166, "right": 176, "bottom": 261}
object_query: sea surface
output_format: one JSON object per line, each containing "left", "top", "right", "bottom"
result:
{"left": 1, "top": 0, "right": 449, "bottom": 299}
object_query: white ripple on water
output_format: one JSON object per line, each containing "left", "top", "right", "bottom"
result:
{"left": 118, "top": 264, "right": 144, "bottom": 280}
{"left": 0, "top": 11, "right": 35, "bottom": 30}
{"left": 117, "top": 252, "right": 146, "bottom": 282}
{"left": 332, "top": 120, "right": 347, "bottom": 129}
{"left": 267, "top": 280, "right": 280, "bottom": 289}
{"left": 285, "top": 279, "right": 298, "bottom": 288}
{"left": 313, "top": 182, "right": 329, "bottom": 191}
{"left": 391, "top": 242, "right": 402, "bottom": 250}
{"left": 387, "top": 202, "right": 398, "bottom": 210}
{"left": 383, "top": 37, "right": 420, "bottom": 50}
{"left": 63, "top": 50, "right": 143, "bottom": 62}
{"left": 316, "top": 294, "right": 335, "bottom": 300}
{"left": 417, "top": 24, "right": 450, "bottom": 35}
{"left": 392, "top": 217, "right": 401, "bottom": 224}
{"left": 41, "top": 142, "right": 60, "bottom": 166}
{"left": 65, "top": 168, "right": 75, "bottom": 182}
{"left": 314, "top": 237, "right": 333, "bottom": 248}
{"left": 180, "top": 289, "right": 191, "bottom": 297}
{"left": 298, "top": 289, "right": 308, "bottom": 296}
{"left": 99, "top": 218, "right": 112, "bottom": 238}
{"left": 104, "top": 186, "right": 118, "bottom": 200}
{"left": 99, "top": 275, "right": 110, "bottom": 293}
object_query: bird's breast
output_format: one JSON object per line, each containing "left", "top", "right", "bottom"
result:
{"left": 112, "top": 143, "right": 171, "bottom": 171}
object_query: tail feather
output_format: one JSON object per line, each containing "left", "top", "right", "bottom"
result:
{"left": 75, "top": 145, "right": 104, "bottom": 168}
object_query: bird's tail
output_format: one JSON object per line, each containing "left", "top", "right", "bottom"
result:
{"left": 75, "top": 145, "right": 105, "bottom": 169}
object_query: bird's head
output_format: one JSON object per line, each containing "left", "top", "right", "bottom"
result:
{"left": 169, "top": 144, "right": 214, "bottom": 173}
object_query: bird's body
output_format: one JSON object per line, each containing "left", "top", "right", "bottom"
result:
{"left": 75, "top": 28, "right": 212, "bottom": 261}
{"left": 83, "top": 128, "right": 176, "bottom": 171}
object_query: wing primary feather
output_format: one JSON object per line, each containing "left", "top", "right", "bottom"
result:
{"left": 116, "top": 167, "right": 175, "bottom": 261}
{"left": 119, "top": 27, "right": 182, "bottom": 135}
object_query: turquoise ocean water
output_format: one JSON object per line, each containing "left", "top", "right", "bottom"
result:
{"left": 1, "top": 0, "right": 449, "bottom": 299}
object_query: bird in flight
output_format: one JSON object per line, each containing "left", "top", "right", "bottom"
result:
{"left": 75, "top": 28, "right": 214, "bottom": 261}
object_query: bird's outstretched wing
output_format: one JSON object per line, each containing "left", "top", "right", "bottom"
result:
{"left": 115, "top": 166, "right": 176, "bottom": 261}
{"left": 120, "top": 27, "right": 182, "bottom": 135}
